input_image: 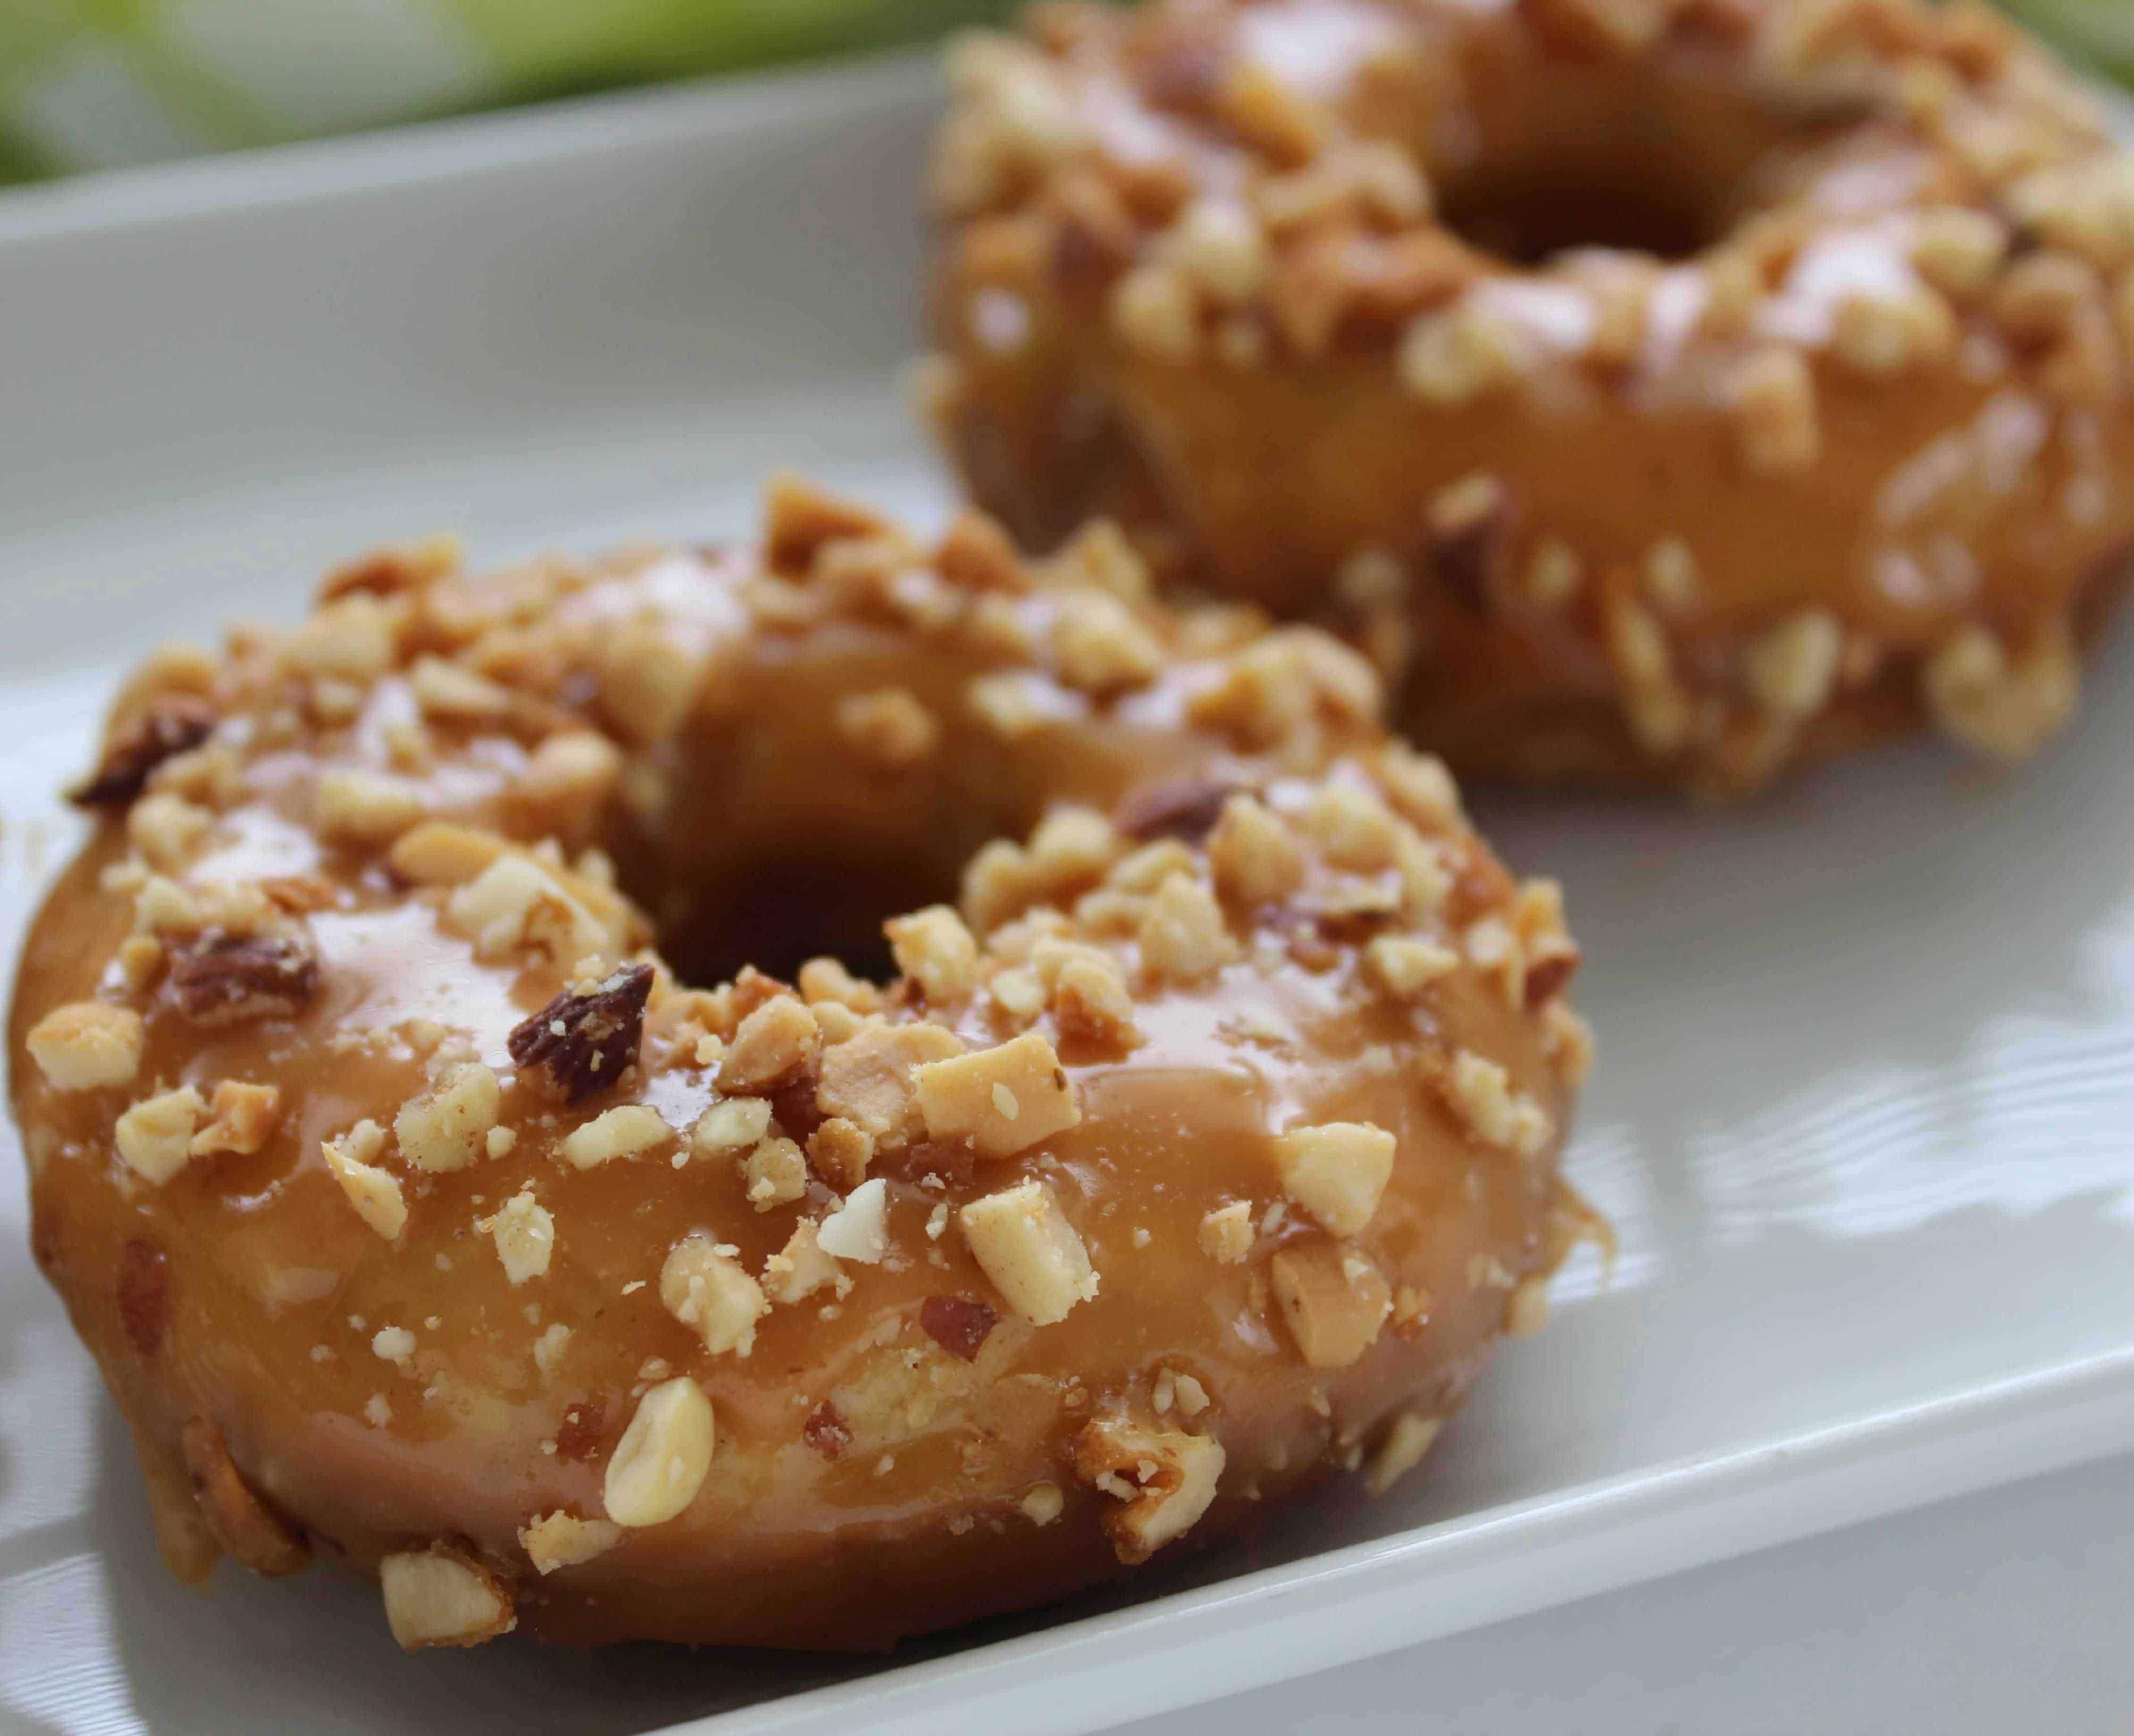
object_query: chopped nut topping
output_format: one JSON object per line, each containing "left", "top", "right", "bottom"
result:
{"left": 595, "top": 624, "right": 706, "bottom": 747}
{"left": 1199, "top": 1200, "right": 1255, "bottom": 1265}
{"left": 1364, "top": 1411, "right": 1444, "bottom": 1496}
{"left": 190, "top": 1080, "right": 282, "bottom": 1157}
{"left": 518, "top": 1511, "right": 623, "bottom": 1576}
{"left": 323, "top": 1120, "right": 405, "bottom": 1239}
{"left": 445, "top": 851, "right": 615, "bottom": 963}
{"left": 604, "top": 1378, "right": 716, "bottom": 1528}
{"left": 835, "top": 687, "right": 942, "bottom": 768}
{"left": 717, "top": 993, "right": 822, "bottom": 1094}
{"left": 934, "top": 507, "right": 1028, "bottom": 593}
{"left": 886, "top": 905, "right": 982, "bottom": 1003}
{"left": 764, "top": 471, "right": 896, "bottom": 572}
{"left": 1273, "top": 1122, "right": 1396, "bottom": 1238}
{"left": 408, "top": 655, "right": 513, "bottom": 719}
{"left": 661, "top": 1233, "right": 768, "bottom": 1356}
{"left": 1831, "top": 288, "right": 1956, "bottom": 377}
{"left": 116, "top": 1086, "right": 205, "bottom": 1185}
{"left": 1921, "top": 622, "right": 2080, "bottom": 760}
{"left": 817, "top": 1018, "right": 966, "bottom": 1144}
{"left": 692, "top": 1096, "right": 773, "bottom": 1156}
{"left": 1206, "top": 793, "right": 1305, "bottom": 908}
{"left": 1110, "top": 261, "right": 1201, "bottom": 361}
{"left": 1020, "top": 1483, "right": 1065, "bottom": 1525}
{"left": 915, "top": 1030, "right": 1081, "bottom": 1156}
{"left": 1075, "top": 1416, "right": 1226, "bottom": 1564}
{"left": 1270, "top": 1244, "right": 1392, "bottom": 1369}
{"left": 1138, "top": 871, "right": 1236, "bottom": 983}
{"left": 918, "top": 1291, "right": 1001, "bottom": 1363}
{"left": 815, "top": 1176, "right": 892, "bottom": 1263}
{"left": 1301, "top": 783, "right": 1405, "bottom": 873}
{"left": 180, "top": 1416, "right": 310, "bottom": 1576}
{"left": 395, "top": 1063, "right": 502, "bottom": 1173}
{"left": 559, "top": 1103, "right": 671, "bottom": 1170}
{"left": 390, "top": 819, "right": 506, "bottom": 887}
{"left": 26, "top": 1001, "right": 144, "bottom": 1091}
{"left": 380, "top": 1546, "right": 517, "bottom": 1649}
{"left": 1744, "top": 608, "right": 1844, "bottom": 718}
{"left": 764, "top": 1219, "right": 844, "bottom": 1304}
{"left": 1365, "top": 935, "right": 1460, "bottom": 999}
{"left": 959, "top": 1177, "right": 1099, "bottom": 1324}
{"left": 488, "top": 1187, "right": 555, "bottom": 1284}
{"left": 1909, "top": 206, "right": 2009, "bottom": 297}
{"left": 165, "top": 929, "right": 320, "bottom": 1027}
{"left": 741, "top": 1134, "right": 809, "bottom": 1210}
{"left": 315, "top": 769, "right": 427, "bottom": 845}
{"left": 1426, "top": 473, "right": 1508, "bottom": 611}
{"left": 1729, "top": 346, "right": 1822, "bottom": 477}
{"left": 1052, "top": 590, "right": 1164, "bottom": 692}
{"left": 126, "top": 792, "right": 214, "bottom": 871}
{"left": 1397, "top": 303, "right": 1520, "bottom": 406}
{"left": 68, "top": 697, "right": 216, "bottom": 809}
{"left": 508, "top": 963, "right": 653, "bottom": 1103}
{"left": 1036, "top": 938, "right": 1141, "bottom": 1048}
{"left": 1440, "top": 1051, "right": 1553, "bottom": 1157}
{"left": 808, "top": 1116, "right": 875, "bottom": 1190}
{"left": 1507, "top": 1273, "right": 1552, "bottom": 1338}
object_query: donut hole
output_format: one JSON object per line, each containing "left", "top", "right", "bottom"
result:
{"left": 1427, "top": 63, "right": 1853, "bottom": 267}
{"left": 652, "top": 849, "right": 958, "bottom": 988}
{"left": 1437, "top": 174, "right": 1719, "bottom": 265}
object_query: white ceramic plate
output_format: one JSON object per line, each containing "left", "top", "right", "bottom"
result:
{"left": 4, "top": 51, "right": 2134, "bottom": 1736}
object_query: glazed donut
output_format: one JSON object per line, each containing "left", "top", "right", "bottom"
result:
{"left": 10, "top": 478, "right": 1592, "bottom": 1650}
{"left": 926, "top": 0, "right": 2134, "bottom": 796}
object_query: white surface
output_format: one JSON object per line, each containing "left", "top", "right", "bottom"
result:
{"left": 1131, "top": 1449, "right": 2134, "bottom": 1736}
{"left": 2, "top": 48, "right": 2133, "bottom": 1736}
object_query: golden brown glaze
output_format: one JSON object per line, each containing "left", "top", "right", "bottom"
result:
{"left": 9, "top": 479, "right": 1590, "bottom": 1651}
{"left": 927, "top": 0, "right": 2134, "bottom": 796}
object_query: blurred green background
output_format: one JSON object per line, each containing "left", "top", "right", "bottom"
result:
{"left": 0, "top": 0, "right": 2126, "bottom": 182}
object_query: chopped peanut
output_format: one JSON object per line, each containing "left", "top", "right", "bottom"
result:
{"left": 519, "top": 1511, "right": 623, "bottom": 1575}
{"left": 115, "top": 1086, "right": 205, "bottom": 1185}
{"left": 488, "top": 1187, "right": 555, "bottom": 1284}
{"left": 815, "top": 1176, "right": 892, "bottom": 1264}
{"left": 323, "top": 1120, "right": 404, "bottom": 1239}
{"left": 1273, "top": 1122, "right": 1396, "bottom": 1237}
{"left": 914, "top": 1030, "right": 1081, "bottom": 1156}
{"left": 1364, "top": 1411, "right": 1444, "bottom": 1495}
{"left": 959, "top": 1178, "right": 1099, "bottom": 1324}
{"left": 1138, "top": 872, "right": 1235, "bottom": 983}
{"left": 1075, "top": 1416, "right": 1226, "bottom": 1564}
{"left": 886, "top": 905, "right": 981, "bottom": 1002}
{"left": 718, "top": 994, "right": 821, "bottom": 1093}
{"left": 380, "top": 1546, "right": 516, "bottom": 1649}
{"left": 559, "top": 1103, "right": 671, "bottom": 1170}
{"left": 661, "top": 1233, "right": 768, "bottom": 1355}
{"left": 1199, "top": 1201, "right": 1255, "bottom": 1264}
{"left": 1270, "top": 1244, "right": 1392, "bottom": 1369}
{"left": 26, "top": 1001, "right": 143, "bottom": 1091}
{"left": 816, "top": 1017, "right": 966, "bottom": 1144}
{"left": 394, "top": 1063, "right": 501, "bottom": 1173}
{"left": 604, "top": 1378, "right": 716, "bottom": 1528}
{"left": 189, "top": 1080, "right": 281, "bottom": 1157}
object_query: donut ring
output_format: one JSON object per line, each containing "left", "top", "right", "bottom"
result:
{"left": 926, "top": 0, "right": 2134, "bottom": 796}
{"left": 10, "top": 479, "right": 1592, "bottom": 1650}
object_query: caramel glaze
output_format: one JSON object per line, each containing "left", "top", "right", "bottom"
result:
{"left": 928, "top": 0, "right": 2134, "bottom": 796}
{"left": 10, "top": 480, "right": 1591, "bottom": 1649}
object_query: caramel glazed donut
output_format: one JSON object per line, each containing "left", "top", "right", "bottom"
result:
{"left": 9, "top": 478, "right": 1594, "bottom": 1651}
{"left": 926, "top": 0, "right": 2134, "bottom": 796}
